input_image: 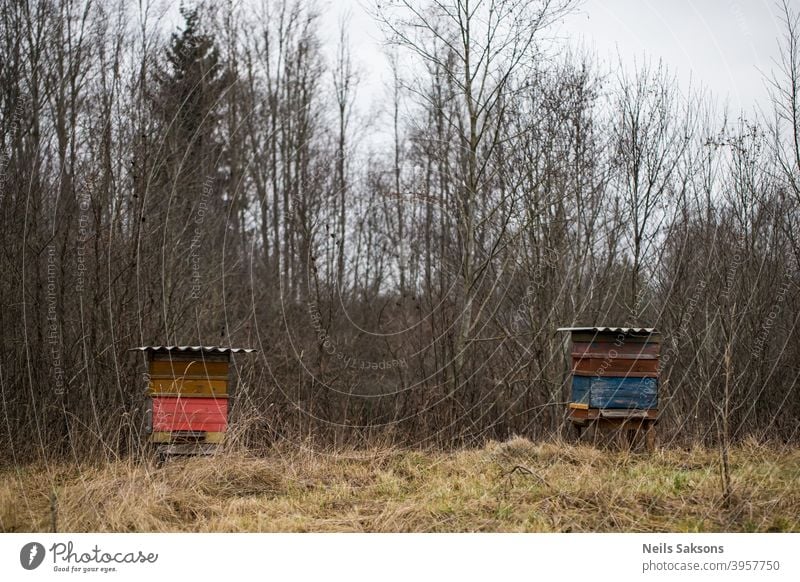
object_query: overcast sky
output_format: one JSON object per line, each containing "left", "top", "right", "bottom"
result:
{"left": 322, "top": 0, "right": 788, "bottom": 119}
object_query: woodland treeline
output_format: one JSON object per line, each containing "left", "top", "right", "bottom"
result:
{"left": 1, "top": 0, "right": 799, "bottom": 460}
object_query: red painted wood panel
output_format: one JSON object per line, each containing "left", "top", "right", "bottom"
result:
{"left": 571, "top": 341, "right": 660, "bottom": 359}
{"left": 151, "top": 397, "right": 228, "bottom": 432}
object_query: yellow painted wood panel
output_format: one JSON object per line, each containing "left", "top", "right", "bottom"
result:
{"left": 147, "top": 392, "right": 229, "bottom": 398}
{"left": 150, "top": 432, "right": 225, "bottom": 443}
{"left": 148, "top": 374, "right": 229, "bottom": 382}
{"left": 148, "top": 378, "right": 228, "bottom": 396}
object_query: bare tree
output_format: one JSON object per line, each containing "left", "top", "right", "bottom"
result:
{"left": 614, "top": 61, "right": 694, "bottom": 320}
{"left": 376, "top": 0, "right": 576, "bottom": 387}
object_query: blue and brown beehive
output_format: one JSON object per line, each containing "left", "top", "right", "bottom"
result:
{"left": 132, "top": 346, "right": 256, "bottom": 456}
{"left": 557, "top": 327, "right": 661, "bottom": 448}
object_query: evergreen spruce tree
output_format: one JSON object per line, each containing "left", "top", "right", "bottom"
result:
{"left": 151, "top": 5, "right": 230, "bottom": 208}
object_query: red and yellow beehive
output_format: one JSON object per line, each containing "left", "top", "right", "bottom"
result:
{"left": 132, "top": 346, "right": 255, "bottom": 453}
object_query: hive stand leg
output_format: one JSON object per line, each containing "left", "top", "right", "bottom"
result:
{"left": 614, "top": 422, "right": 624, "bottom": 449}
{"left": 572, "top": 422, "right": 584, "bottom": 443}
{"left": 628, "top": 419, "right": 644, "bottom": 452}
{"left": 590, "top": 420, "right": 600, "bottom": 447}
{"left": 595, "top": 420, "right": 615, "bottom": 450}
{"left": 601, "top": 420, "right": 615, "bottom": 449}
{"left": 615, "top": 422, "right": 634, "bottom": 451}
{"left": 155, "top": 445, "right": 168, "bottom": 467}
{"left": 645, "top": 420, "right": 656, "bottom": 452}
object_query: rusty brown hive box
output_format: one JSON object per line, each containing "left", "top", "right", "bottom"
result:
{"left": 557, "top": 327, "right": 661, "bottom": 419}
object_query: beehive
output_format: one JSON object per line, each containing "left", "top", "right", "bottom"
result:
{"left": 558, "top": 327, "right": 661, "bottom": 448}
{"left": 132, "top": 346, "right": 255, "bottom": 454}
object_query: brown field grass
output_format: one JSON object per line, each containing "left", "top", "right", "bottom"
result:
{"left": 1, "top": 438, "right": 798, "bottom": 532}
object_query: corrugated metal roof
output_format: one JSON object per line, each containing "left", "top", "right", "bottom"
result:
{"left": 557, "top": 327, "right": 658, "bottom": 334}
{"left": 130, "top": 346, "right": 257, "bottom": 353}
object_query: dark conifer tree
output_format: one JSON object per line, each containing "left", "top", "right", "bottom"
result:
{"left": 144, "top": 5, "right": 234, "bottom": 341}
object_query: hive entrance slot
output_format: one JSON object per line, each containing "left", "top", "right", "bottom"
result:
{"left": 170, "top": 430, "right": 207, "bottom": 443}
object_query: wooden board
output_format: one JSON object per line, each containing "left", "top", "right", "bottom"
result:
{"left": 571, "top": 374, "right": 591, "bottom": 405}
{"left": 571, "top": 376, "right": 658, "bottom": 409}
{"left": 589, "top": 376, "right": 658, "bottom": 409}
{"left": 147, "top": 378, "right": 228, "bottom": 397}
{"left": 572, "top": 356, "right": 659, "bottom": 377}
{"left": 153, "top": 443, "right": 220, "bottom": 459}
{"left": 151, "top": 397, "right": 228, "bottom": 432}
{"left": 150, "top": 431, "right": 225, "bottom": 444}
{"left": 568, "top": 407, "right": 658, "bottom": 422}
{"left": 599, "top": 409, "right": 650, "bottom": 419}
{"left": 569, "top": 332, "right": 661, "bottom": 344}
{"left": 149, "top": 360, "right": 230, "bottom": 377}
{"left": 571, "top": 341, "right": 660, "bottom": 359}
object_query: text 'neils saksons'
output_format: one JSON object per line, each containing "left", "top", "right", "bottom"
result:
{"left": 643, "top": 543, "right": 724, "bottom": 554}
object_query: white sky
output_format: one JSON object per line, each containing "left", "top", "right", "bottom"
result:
{"left": 559, "top": 0, "right": 785, "bottom": 115}
{"left": 321, "top": 0, "right": 788, "bottom": 119}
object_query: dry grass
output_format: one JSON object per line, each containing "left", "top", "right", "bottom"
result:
{"left": 1, "top": 438, "right": 798, "bottom": 532}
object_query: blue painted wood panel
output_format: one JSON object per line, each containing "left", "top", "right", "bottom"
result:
{"left": 571, "top": 376, "right": 658, "bottom": 409}
{"left": 571, "top": 375, "right": 591, "bottom": 404}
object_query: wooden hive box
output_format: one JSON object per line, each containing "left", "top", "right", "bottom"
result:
{"left": 557, "top": 327, "right": 661, "bottom": 424}
{"left": 132, "top": 346, "right": 255, "bottom": 449}
{"left": 147, "top": 351, "right": 230, "bottom": 398}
